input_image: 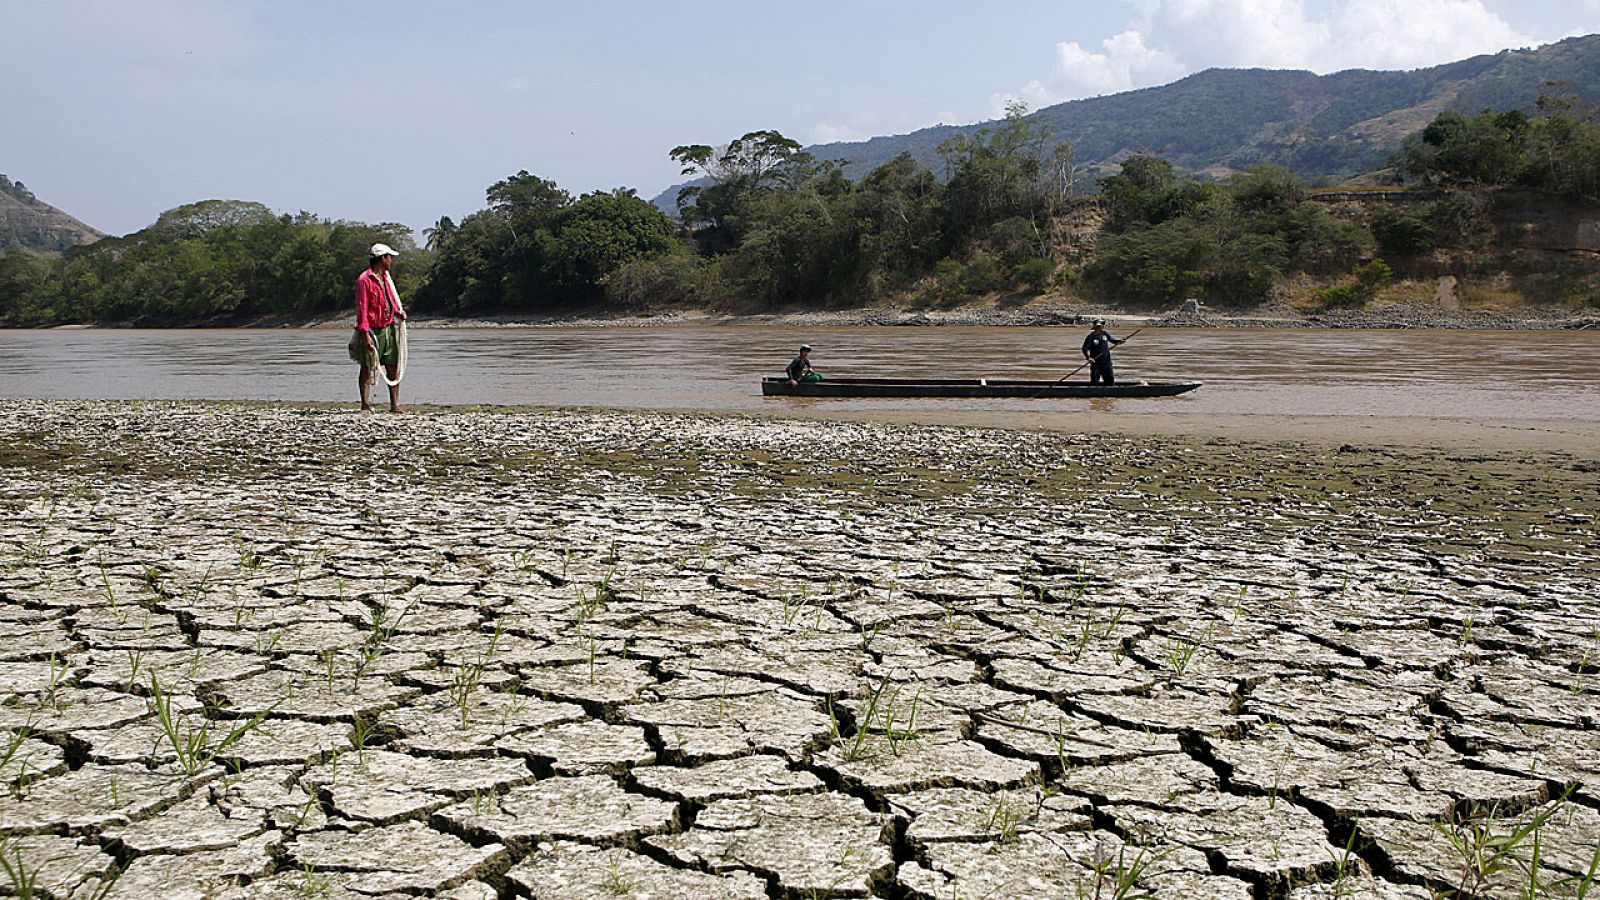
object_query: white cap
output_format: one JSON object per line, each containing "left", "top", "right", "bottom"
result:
{"left": 370, "top": 243, "right": 400, "bottom": 257}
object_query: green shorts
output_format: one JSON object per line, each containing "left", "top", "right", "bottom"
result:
{"left": 348, "top": 325, "right": 399, "bottom": 368}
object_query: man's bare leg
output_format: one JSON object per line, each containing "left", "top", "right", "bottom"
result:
{"left": 359, "top": 364, "right": 374, "bottom": 411}
{"left": 385, "top": 363, "right": 402, "bottom": 413}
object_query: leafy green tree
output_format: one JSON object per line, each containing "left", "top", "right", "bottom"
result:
{"left": 1230, "top": 165, "right": 1305, "bottom": 215}
{"left": 1086, "top": 156, "right": 1298, "bottom": 305}
{"left": 144, "top": 199, "right": 275, "bottom": 240}
{"left": 725, "top": 187, "right": 867, "bottom": 307}
{"left": 1371, "top": 209, "right": 1436, "bottom": 258}
{"left": 936, "top": 101, "right": 1075, "bottom": 247}
{"left": 853, "top": 153, "right": 944, "bottom": 280}
{"left": 417, "top": 174, "right": 682, "bottom": 313}
{"left": 0, "top": 251, "right": 50, "bottom": 320}
{"left": 671, "top": 130, "right": 805, "bottom": 191}
{"left": 549, "top": 190, "right": 682, "bottom": 299}
{"left": 424, "top": 216, "right": 456, "bottom": 251}
{"left": 487, "top": 171, "right": 571, "bottom": 214}
{"left": 671, "top": 130, "right": 810, "bottom": 246}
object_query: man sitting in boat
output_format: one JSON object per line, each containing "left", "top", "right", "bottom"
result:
{"left": 787, "top": 344, "right": 823, "bottom": 385}
{"left": 1082, "top": 320, "right": 1125, "bottom": 386}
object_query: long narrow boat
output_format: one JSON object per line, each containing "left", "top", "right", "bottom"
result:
{"left": 762, "top": 376, "right": 1201, "bottom": 399}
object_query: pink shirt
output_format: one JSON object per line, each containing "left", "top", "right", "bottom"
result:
{"left": 353, "top": 269, "right": 396, "bottom": 332}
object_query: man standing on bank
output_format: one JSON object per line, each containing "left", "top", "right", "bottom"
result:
{"left": 1082, "top": 319, "right": 1125, "bottom": 386}
{"left": 350, "top": 243, "right": 407, "bottom": 412}
{"left": 787, "top": 344, "right": 823, "bottom": 385}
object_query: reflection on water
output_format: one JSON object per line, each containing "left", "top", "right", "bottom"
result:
{"left": 1, "top": 325, "right": 1597, "bottom": 422}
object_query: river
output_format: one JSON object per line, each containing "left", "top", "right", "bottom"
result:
{"left": 1, "top": 326, "right": 1597, "bottom": 423}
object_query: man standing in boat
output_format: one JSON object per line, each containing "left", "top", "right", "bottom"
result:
{"left": 1082, "top": 319, "right": 1125, "bottom": 385}
{"left": 349, "top": 243, "right": 407, "bottom": 413}
{"left": 787, "top": 344, "right": 822, "bottom": 385}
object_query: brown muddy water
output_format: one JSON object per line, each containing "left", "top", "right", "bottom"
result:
{"left": 1, "top": 325, "right": 1597, "bottom": 422}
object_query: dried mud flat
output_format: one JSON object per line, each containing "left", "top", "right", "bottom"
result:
{"left": 1, "top": 400, "right": 1598, "bottom": 899}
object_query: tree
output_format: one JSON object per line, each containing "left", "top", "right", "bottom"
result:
{"left": 549, "top": 190, "right": 681, "bottom": 298}
{"left": 1370, "top": 209, "right": 1435, "bottom": 258}
{"left": 670, "top": 130, "right": 804, "bottom": 189}
{"left": 0, "top": 251, "right": 49, "bottom": 319}
{"left": 1398, "top": 110, "right": 1528, "bottom": 187}
{"left": 671, "top": 130, "right": 812, "bottom": 244}
{"left": 424, "top": 216, "right": 456, "bottom": 251}
{"left": 144, "top": 200, "right": 275, "bottom": 240}
{"left": 936, "top": 101, "right": 1073, "bottom": 246}
{"left": 486, "top": 171, "right": 571, "bottom": 215}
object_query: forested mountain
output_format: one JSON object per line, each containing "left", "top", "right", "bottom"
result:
{"left": 0, "top": 175, "right": 103, "bottom": 254}
{"left": 653, "top": 34, "right": 1600, "bottom": 210}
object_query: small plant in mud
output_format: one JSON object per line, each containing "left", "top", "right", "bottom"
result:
{"left": 0, "top": 835, "right": 42, "bottom": 900}
{"left": 601, "top": 855, "right": 634, "bottom": 896}
{"left": 982, "top": 798, "right": 1024, "bottom": 844}
{"left": 96, "top": 553, "right": 127, "bottom": 624}
{"left": 447, "top": 624, "right": 503, "bottom": 727}
{"left": 233, "top": 533, "right": 262, "bottom": 570}
{"left": 827, "top": 676, "right": 921, "bottom": 761}
{"left": 858, "top": 619, "right": 885, "bottom": 653}
{"left": 353, "top": 600, "right": 409, "bottom": 690}
{"left": 780, "top": 591, "right": 803, "bottom": 625}
{"left": 348, "top": 713, "right": 375, "bottom": 761}
{"left": 1017, "top": 562, "right": 1041, "bottom": 604}
{"left": 1069, "top": 618, "right": 1095, "bottom": 660}
{"left": 1570, "top": 838, "right": 1600, "bottom": 899}
{"left": 883, "top": 687, "right": 922, "bottom": 756}
{"left": 827, "top": 695, "right": 874, "bottom": 763}
{"left": 1052, "top": 720, "right": 1074, "bottom": 777}
{"left": 148, "top": 672, "right": 278, "bottom": 775}
{"left": 1, "top": 728, "right": 32, "bottom": 772}
{"left": 1077, "top": 840, "right": 1165, "bottom": 900}
{"left": 1165, "top": 637, "right": 1201, "bottom": 677}
{"left": 572, "top": 570, "right": 616, "bottom": 634}
{"left": 298, "top": 861, "right": 333, "bottom": 896}
{"left": 39, "top": 652, "right": 70, "bottom": 711}
{"left": 1432, "top": 797, "right": 1569, "bottom": 900}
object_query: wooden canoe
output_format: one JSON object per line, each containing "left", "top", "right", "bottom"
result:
{"left": 762, "top": 377, "right": 1201, "bottom": 399}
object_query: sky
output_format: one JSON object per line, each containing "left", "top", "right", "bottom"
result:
{"left": 3, "top": 1, "right": 1597, "bottom": 237}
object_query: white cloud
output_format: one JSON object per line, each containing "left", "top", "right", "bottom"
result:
{"left": 1012, "top": 0, "right": 1537, "bottom": 107}
{"left": 810, "top": 122, "right": 873, "bottom": 144}
{"left": 1136, "top": 0, "right": 1327, "bottom": 70}
{"left": 1327, "top": 0, "right": 1529, "bottom": 69}
{"left": 1011, "top": 29, "right": 1187, "bottom": 108}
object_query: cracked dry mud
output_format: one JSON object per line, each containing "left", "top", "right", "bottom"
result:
{"left": 0, "top": 400, "right": 1597, "bottom": 898}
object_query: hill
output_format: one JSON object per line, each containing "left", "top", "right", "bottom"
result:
{"left": 0, "top": 175, "right": 104, "bottom": 254}
{"left": 654, "top": 34, "right": 1600, "bottom": 210}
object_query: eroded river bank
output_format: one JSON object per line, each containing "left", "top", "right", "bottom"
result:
{"left": 1, "top": 401, "right": 1598, "bottom": 898}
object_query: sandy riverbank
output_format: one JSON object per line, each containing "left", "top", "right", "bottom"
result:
{"left": 1, "top": 401, "right": 1596, "bottom": 897}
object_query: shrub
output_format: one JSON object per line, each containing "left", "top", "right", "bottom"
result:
{"left": 1313, "top": 282, "right": 1368, "bottom": 309}
{"left": 1314, "top": 258, "right": 1391, "bottom": 310}
{"left": 600, "top": 253, "right": 719, "bottom": 308}
{"left": 1371, "top": 209, "right": 1435, "bottom": 258}
{"left": 1353, "top": 259, "right": 1393, "bottom": 290}
{"left": 960, "top": 252, "right": 1006, "bottom": 294}
{"left": 1011, "top": 257, "right": 1057, "bottom": 293}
